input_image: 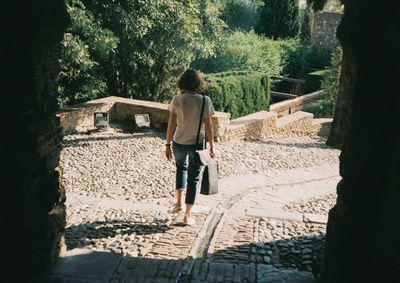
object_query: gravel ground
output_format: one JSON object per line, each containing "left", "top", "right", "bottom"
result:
{"left": 61, "top": 127, "right": 338, "bottom": 277}
{"left": 283, "top": 193, "right": 337, "bottom": 215}
{"left": 256, "top": 218, "right": 325, "bottom": 273}
{"left": 60, "top": 129, "right": 340, "bottom": 203}
{"left": 65, "top": 202, "right": 170, "bottom": 257}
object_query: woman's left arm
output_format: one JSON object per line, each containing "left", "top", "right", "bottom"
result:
{"left": 204, "top": 117, "right": 215, "bottom": 158}
{"left": 165, "top": 112, "right": 177, "bottom": 160}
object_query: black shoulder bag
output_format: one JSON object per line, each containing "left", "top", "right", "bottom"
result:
{"left": 195, "top": 95, "right": 219, "bottom": 195}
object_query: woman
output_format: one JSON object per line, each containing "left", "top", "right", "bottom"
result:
{"left": 165, "top": 69, "right": 216, "bottom": 225}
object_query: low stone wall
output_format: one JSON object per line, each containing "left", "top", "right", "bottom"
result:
{"left": 57, "top": 96, "right": 231, "bottom": 140}
{"left": 58, "top": 94, "right": 328, "bottom": 142}
{"left": 57, "top": 97, "right": 116, "bottom": 133}
{"left": 312, "top": 118, "right": 333, "bottom": 137}
{"left": 268, "top": 111, "right": 315, "bottom": 138}
{"left": 270, "top": 91, "right": 325, "bottom": 117}
{"left": 221, "top": 111, "right": 277, "bottom": 141}
{"left": 112, "top": 97, "right": 169, "bottom": 130}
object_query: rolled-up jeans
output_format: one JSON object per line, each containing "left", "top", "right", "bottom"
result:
{"left": 172, "top": 141, "right": 204, "bottom": 205}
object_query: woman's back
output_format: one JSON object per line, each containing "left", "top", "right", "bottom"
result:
{"left": 169, "top": 93, "right": 214, "bottom": 145}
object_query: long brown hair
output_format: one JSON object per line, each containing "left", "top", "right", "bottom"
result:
{"left": 176, "top": 68, "right": 206, "bottom": 93}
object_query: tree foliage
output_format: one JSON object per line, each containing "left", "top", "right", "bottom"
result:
{"left": 256, "top": 0, "right": 300, "bottom": 39}
{"left": 58, "top": 0, "right": 118, "bottom": 108}
{"left": 83, "top": 0, "right": 224, "bottom": 102}
{"left": 220, "top": 0, "right": 261, "bottom": 32}
{"left": 300, "top": 5, "right": 314, "bottom": 44}
{"left": 58, "top": 0, "right": 224, "bottom": 107}
{"left": 192, "top": 31, "right": 309, "bottom": 79}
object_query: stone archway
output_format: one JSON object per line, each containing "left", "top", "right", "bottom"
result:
{"left": 4, "top": 0, "right": 69, "bottom": 280}
{"left": 5, "top": 0, "right": 399, "bottom": 281}
{"left": 317, "top": 1, "right": 400, "bottom": 282}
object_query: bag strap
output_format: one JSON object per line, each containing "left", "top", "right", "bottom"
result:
{"left": 195, "top": 95, "right": 206, "bottom": 148}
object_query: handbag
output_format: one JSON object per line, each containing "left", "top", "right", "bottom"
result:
{"left": 195, "top": 95, "right": 219, "bottom": 195}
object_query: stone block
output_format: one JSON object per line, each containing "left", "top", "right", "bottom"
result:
{"left": 245, "top": 208, "right": 303, "bottom": 222}
{"left": 303, "top": 213, "right": 328, "bottom": 224}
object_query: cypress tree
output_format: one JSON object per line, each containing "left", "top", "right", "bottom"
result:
{"left": 256, "top": 0, "right": 300, "bottom": 39}
{"left": 300, "top": 5, "right": 314, "bottom": 44}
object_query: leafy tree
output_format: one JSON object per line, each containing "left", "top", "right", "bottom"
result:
{"left": 256, "top": 0, "right": 300, "bottom": 39}
{"left": 58, "top": 0, "right": 118, "bottom": 108}
{"left": 84, "top": 0, "right": 224, "bottom": 102}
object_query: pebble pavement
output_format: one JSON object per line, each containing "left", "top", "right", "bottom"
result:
{"left": 57, "top": 127, "right": 341, "bottom": 282}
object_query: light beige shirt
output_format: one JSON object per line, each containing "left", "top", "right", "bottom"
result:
{"left": 168, "top": 93, "right": 215, "bottom": 145}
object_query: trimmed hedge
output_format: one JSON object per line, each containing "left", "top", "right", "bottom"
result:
{"left": 304, "top": 69, "right": 329, "bottom": 93}
{"left": 203, "top": 71, "right": 270, "bottom": 119}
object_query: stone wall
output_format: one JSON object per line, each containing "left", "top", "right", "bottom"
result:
{"left": 58, "top": 94, "right": 328, "bottom": 142}
{"left": 4, "top": 0, "right": 70, "bottom": 280}
{"left": 57, "top": 96, "right": 231, "bottom": 140}
{"left": 59, "top": 89, "right": 333, "bottom": 142}
{"left": 270, "top": 111, "right": 315, "bottom": 138}
{"left": 57, "top": 97, "right": 116, "bottom": 133}
{"left": 221, "top": 111, "right": 277, "bottom": 141}
{"left": 270, "top": 91, "right": 326, "bottom": 117}
{"left": 311, "top": 11, "right": 343, "bottom": 54}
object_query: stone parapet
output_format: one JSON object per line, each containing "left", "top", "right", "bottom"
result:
{"left": 266, "top": 111, "right": 315, "bottom": 139}
{"left": 57, "top": 96, "right": 230, "bottom": 140}
{"left": 58, "top": 95, "right": 328, "bottom": 142}
{"left": 270, "top": 90, "right": 325, "bottom": 117}
{"left": 312, "top": 118, "right": 333, "bottom": 137}
{"left": 57, "top": 97, "right": 116, "bottom": 133}
{"left": 222, "top": 111, "right": 277, "bottom": 141}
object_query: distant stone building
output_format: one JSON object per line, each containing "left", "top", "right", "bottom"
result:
{"left": 311, "top": 11, "right": 343, "bottom": 54}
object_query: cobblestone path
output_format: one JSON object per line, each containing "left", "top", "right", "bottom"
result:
{"left": 52, "top": 165, "right": 339, "bottom": 283}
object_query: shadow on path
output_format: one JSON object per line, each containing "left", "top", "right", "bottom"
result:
{"left": 65, "top": 219, "right": 170, "bottom": 249}
{"left": 253, "top": 138, "right": 332, "bottom": 150}
{"left": 50, "top": 234, "right": 323, "bottom": 283}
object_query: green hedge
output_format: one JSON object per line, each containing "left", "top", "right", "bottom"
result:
{"left": 203, "top": 71, "right": 270, "bottom": 119}
{"left": 304, "top": 69, "right": 329, "bottom": 93}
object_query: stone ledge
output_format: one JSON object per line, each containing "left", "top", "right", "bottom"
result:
{"left": 303, "top": 213, "right": 328, "bottom": 224}
{"left": 276, "top": 111, "right": 313, "bottom": 129}
{"left": 245, "top": 208, "right": 304, "bottom": 222}
{"left": 270, "top": 90, "right": 325, "bottom": 117}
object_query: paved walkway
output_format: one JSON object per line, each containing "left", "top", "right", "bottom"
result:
{"left": 50, "top": 163, "right": 339, "bottom": 283}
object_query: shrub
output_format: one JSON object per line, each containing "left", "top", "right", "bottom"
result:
{"left": 203, "top": 71, "right": 270, "bottom": 118}
{"left": 320, "top": 47, "right": 343, "bottom": 116}
{"left": 192, "top": 31, "right": 310, "bottom": 80}
{"left": 303, "top": 47, "right": 343, "bottom": 117}
{"left": 304, "top": 69, "right": 328, "bottom": 93}
{"left": 192, "top": 31, "right": 283, "bottom": 76}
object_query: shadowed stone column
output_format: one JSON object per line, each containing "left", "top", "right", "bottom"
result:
{"left": 318, "top": 1, "right": 400, "bottom": 282}
{"left": 3, "top": 0, "right": 69, "bottom": 280}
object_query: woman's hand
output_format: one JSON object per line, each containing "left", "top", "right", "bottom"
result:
{"left": 166, "top": 146, "right": 172, "bottom": 161}
{"left": 209, "top": 146, "right": 215, "bottom": 158}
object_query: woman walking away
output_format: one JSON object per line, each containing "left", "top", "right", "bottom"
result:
{"left": 165, "top": 69, "right": 216, "bottom": 226}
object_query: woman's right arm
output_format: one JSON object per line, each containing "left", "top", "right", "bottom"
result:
{"left": 165, "top": 112, "right": 177, "bottom": 160}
